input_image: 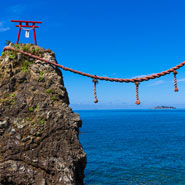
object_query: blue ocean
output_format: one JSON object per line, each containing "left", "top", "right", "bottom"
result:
{"left": 78, "top": 110, "right": 185, "bottom": 185}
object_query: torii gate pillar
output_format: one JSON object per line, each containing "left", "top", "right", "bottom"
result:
{"left": 11, "top": 20, "right": 42, "bottom": 45}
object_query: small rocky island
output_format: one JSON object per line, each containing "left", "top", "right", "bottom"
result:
{"left": 0, "top": 43, "right": 86, "bottom": 185}
{"left": 153, "top": 106, "right": 176, "bottom": 109}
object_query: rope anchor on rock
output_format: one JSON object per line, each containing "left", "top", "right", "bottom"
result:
{"left": 93, "top": 77, "right": 98, "bottom": 103}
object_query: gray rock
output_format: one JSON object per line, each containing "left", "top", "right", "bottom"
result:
{"left": 0, "top": 44, "right": 86, "bottom": 185}
{"left": 0, "top": 120, "right": 8, "bottom": 129}
{"left": 17, "top": 53, "right": 22, "bottom": 61}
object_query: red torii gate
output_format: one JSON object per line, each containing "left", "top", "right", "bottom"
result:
{"left": 11, "top": 20, "right": 42, "bottom": 45}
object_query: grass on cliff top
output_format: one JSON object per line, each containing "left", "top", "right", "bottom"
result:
{"left": 0, "top": 41, "right": 56, "bottom": 74}
{"left": 5, "top": 41, "right": 42, "bottom": 56}
{"left": 1, "top": 41, "right": 54, "bottom": 59}
{"left": 0, "top": 42, "right": 39, "bottom": 72}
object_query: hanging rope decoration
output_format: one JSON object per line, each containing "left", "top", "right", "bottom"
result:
{"left": 173, "top": 70, "right": 178, "bottom": 92}
{"left": 93, "top": 77, "right": 98, "bottom": 103}
{"left": 135, "top": 82, "right": 140, "bottom": 105}
{"left": 3, "top": 46, "right": 185, "bottom": 105}
{"left": 21, "top": 27, "right": 34, "bottom": 38}
{"left": 93, "top": 78, "right": 98, "bottom": 103}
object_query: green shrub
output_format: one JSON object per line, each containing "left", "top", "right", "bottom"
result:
{"left": 9, "top": 51, "right": 17, "bottom": 59}
{"left": 40, "top": 120, "right": 45, "bottom": 124}
{"left": 1, "top": 52, "right": 5, "bottom": 57}
{"left": 21, "top": 60, "right": 33, "bottom": 72}
{"left": 22, "top": 66, "right": 28, "bottom": 72}
{"left": 22, "top": 45, "right": 31, "bottom": 52}
{"left": 26, "top": 117, "right": 30, "bottom": 121}
{"left": 32, "top": 47, "right": 40, "bottom": 54}
{"left": 5, "top": 40, "right": 11, "bottom": 46}
{"left": 38, "top": 76, "right": 44, "bottom": 82}
{"left": 40, "top": 71, "right": 45, "bottom": 76}
{"left": 38, "top": 117, "right": 45, "bottom": 124}
{"left": 11, "top": 93, "right": 16, "bottom": 98}
{"left": 35, "top": 105, "right": 40, "bottom": 111}
{"left": 10, "top": 99, "right": 15, "bottom": 105}
{"left": 51, "top": 96, "right": 58, "bottom": 101}
{"left": 28, "top": 107, "right": 34, "bottom": 112}
{"left": 9, "top": 54, "right": 16, "bottom": 59}
{"left": 35, "top": 48, "right": 39, "bottom": 52}
{"left": 46, "top": 89, "right": 52, "bottom": 93}
{"left": 14, "top": 44, "right": 20, "bottom": 49}
{"left": 4, "top": 93, "right": 9, "bottom": 97}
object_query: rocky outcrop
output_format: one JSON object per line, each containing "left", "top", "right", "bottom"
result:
{"left": 0, "top": 44, "right": 86, "bottom": 185}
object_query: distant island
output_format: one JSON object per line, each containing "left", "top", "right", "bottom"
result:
{"left": 153, "top": 106, "right": 176, "bottom": 109}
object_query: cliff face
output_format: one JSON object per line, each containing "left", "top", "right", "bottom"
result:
{"left": 0, "top": 44, "right": 86, "bottom": 185}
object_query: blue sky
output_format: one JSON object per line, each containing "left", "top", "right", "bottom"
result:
{"left": 1, "top": 0, "right": 185, "bottom": 109}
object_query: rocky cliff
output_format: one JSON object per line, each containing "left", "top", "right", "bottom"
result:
{"left": 0, "top": 43, "right": 86, "bottom": 185}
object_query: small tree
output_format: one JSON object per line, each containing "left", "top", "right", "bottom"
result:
{"left": 5, "top": 40, "right": 12, "bottom": 46}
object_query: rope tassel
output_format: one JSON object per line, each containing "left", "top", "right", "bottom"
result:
{"left": 173, "top": 70, "right": 179, "bottom": 92}
{"left": 135, "top": 82, "right": 140, "bottom": 105}
{"left": 93, "top": 78, "right": 98, "bottom": 103}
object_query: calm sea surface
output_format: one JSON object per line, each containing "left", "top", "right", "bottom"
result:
{"left": 77, "top": 109, "right": 185, "bottom": 185}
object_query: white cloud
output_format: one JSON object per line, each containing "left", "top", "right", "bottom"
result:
{"left": 0, "top": 21, "right": 10, "bottom": 32}
{"left": 0, "top": 27, "right": 10, "bottom": 32}
{"left": 177, "top": 78, "right": 185, "bottom": 82}
{"left": 132, "top": 73, "right": 154, "bottom": 79}
{"left": 148, "top": 80, "right": 165, "bottom": 86}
